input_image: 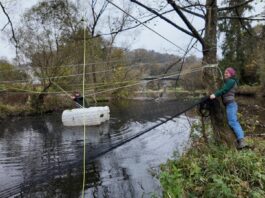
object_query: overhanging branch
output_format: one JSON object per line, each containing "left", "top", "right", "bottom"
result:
{"left": 131, "top": 0, "right": 194, "bottom": 37}
{"left": 167, "top": 0, "right": 206, "bottom": 48}
{"left": 178, "top": 5, "right": 204, "bottom": 18}
{"left": 218, "top": 16, "right": 265, "bottom": 21}
{"left": 218, "top": 0, "right": 254, "bottom": 12}
{"left": 0, "top": 2, "right": 17, "bottom": 44}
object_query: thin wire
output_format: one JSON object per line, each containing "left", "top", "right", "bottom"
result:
{"left": 0, "top": 59, "right": 126, "bottom": 73}
{"left": 1, "top": 67, "right": 205, "bottom": 96}
{"left": 106, "top": 0, "right": 186, "bottom": 54}
{"left": 202, "top": 64, "right": 224, "bottom": 81}
{"left": 1, "top": 64, "right": 220, "bottom": 97}
{"left": 82, "top": 18, "right": 86, "bottom": 198}
{"left": 50, "top": 81, "right": 83, "bottom": 107}
{"left": 84, "top": 67, "right": 204, "bottom": 97}
{"left": 1, "top": 80, "right": 139, "bottom": 94}
{"left": 0, "top": 61, "right": 180, "bottom": 83}
{"left": 0, "top": 56, "right": 174, "bottom": 73}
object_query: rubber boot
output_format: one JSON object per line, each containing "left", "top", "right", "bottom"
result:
{"left": 237, "top": 138, "right": 247, "bottom": 149}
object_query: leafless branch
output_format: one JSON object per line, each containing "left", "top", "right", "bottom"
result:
{"left": 167, "top": 0, "right": 205, "bottom": 48}
{"left": 1, "top": 21, "right": 9, "bottom": 31}
{"left": 235, "top": 7, "right": 253, "bottom": 36}
{"left": 0, "top": 2, "right": 17, "bottom": 44}
{"left": 218, "top": 0, "right": 254, "bottom": 12}
{"left": 178, "top": 5, "right": 204, "bottom": 18}
{"left": 89, "top": 0, "right": 109, "bottom": 36}
{"left": 218, "top": 16, "right": 265, "bottom": 21}
{"left": 131, "top": 0, "right": 194, "bottom": 37}
{"left": 195, "top": 0, "right": 206, "bottom": 16}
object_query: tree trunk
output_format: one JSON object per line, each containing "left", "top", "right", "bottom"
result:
{"left": 203, "top": 0, "right": 236, "bottom": 146}
{"left": 32, "top": 81, "right": 52, "bottom": 112}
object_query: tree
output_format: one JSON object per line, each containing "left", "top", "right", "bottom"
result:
{"left": 16, "top": 0, "right": 83, "bottom": 109}
{"left": 0, "top": 59, "right": 28, "bottom": 82}
{"left": 82, "top": 0, "right": 133, "bottom": 103}
{"left": 130, "top": 0, "right": 265, "bottom": 145}
{"left": 219, "top": 0, "right": 256, "bottom": 83}
{"left": 0, "top": 1, "right": 18, "bottom": 46}
{"left": 254, "top": 24, "right": 265, "bottom": 91}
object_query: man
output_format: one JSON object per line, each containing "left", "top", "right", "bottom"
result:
{"left": 71, "top": 92, "right": 89, "bottom": 108}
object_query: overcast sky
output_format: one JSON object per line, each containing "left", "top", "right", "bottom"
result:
{"left": 0, "top": 0, "right": 264, "bottom": 62}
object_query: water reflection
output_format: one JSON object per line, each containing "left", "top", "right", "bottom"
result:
{"left": 0, "top": 99, "right": 194, "bottom": 197}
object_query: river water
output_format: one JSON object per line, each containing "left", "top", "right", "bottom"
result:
{"left": 0, "top": 99, "right": 196, "bottom": 198}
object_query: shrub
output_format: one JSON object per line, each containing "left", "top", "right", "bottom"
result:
{"left": 160, "top": 143, "right": 265, "bottom": 197}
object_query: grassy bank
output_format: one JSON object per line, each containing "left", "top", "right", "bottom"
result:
{"left": 0, "top": 92, "right": 111, "bottom": 120}
{"left": 160, "top": 97, "right": 265, "bottom": 198}
{"left": 0, "top": 94, "right": 73, "bottom": 120}
{"left": 160, "top": 139, "right": 265, "bottom": 197}
{"left": 159, "top": 96, "right": 265, "bottom": 198}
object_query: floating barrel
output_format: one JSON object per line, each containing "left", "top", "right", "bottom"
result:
{"left": 62, "top": 106, "right": 110, "bottom": 126}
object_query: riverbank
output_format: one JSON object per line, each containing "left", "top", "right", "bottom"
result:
{"left": 159, "top": 96, "right": 265, "bottom": 197}
{"left": 0, "top": 94, "right": 72, "bottom": 120}
{"left": 160, "top": 138, "right": 265, "bottom": 197}
{"left": 0, "top": 86, "right": 263, "bottom": 120}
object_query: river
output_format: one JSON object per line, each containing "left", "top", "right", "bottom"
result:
{"left": 0, "top": 99, "right": 196, "bottom": 198}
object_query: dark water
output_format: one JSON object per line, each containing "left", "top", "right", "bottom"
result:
{"left": 0, "top": 99, "right": 196, "bottom": 198}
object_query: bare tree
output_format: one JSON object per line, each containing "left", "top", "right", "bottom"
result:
{"left": 85, "top": 0, "right": 133, "bottom": 81}
{"left": 15, "top": 0, "right": 83, "bottom": 109}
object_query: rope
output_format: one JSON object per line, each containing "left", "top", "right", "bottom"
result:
{"left": 1, "top": 67, "right": 204, "bottom": 96}
{"left": 0, "top": 61, "right": 185, "bottom": 83}
{"left": 51, "top": 81, "right": 83, "bottom": 108}
{"left": 87, "top": 96, "right": 210, "bottom": 161}
{"left": 0, "top": 59, "right": 126, "bottom": 73}
{"left": 81, "top": 18, "right": 86, "bottom": 198}
{"left": 0, "top": 97, "right": 211, "bottom": 198}
{"left": 203, "top": 64, "right": 224, "bottom": 81}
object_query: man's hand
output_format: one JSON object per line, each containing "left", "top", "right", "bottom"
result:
{"left": 210, "top": 94, "right": 216, "bottom": 99}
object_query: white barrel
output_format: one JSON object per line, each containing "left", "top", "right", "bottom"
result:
{"left": 62, "top": 106, "right": 110, "bottom": 126}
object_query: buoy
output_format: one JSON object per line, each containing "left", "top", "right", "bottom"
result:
{"left": 62, "top": 106, "right": 110, "bottom": 126}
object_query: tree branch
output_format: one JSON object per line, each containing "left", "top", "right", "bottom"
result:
{"left": 0, "top": 2, "right": 17, "bottom": 44}
{"left": 218, "top": 0, "right": 254, "bottom": 12}
{"left": 89, "top": 0, "right": 109, "bottom": 36}
{"left": 235, "top": 7, "right": 253, "bottom": 36}
{"left": 167, "top": 0, "right": 206, "bottom": 48}
{"left": 72, "top": 9, "right": 175, "bottom": 40}
{"left": 178, "top": 5, "right": 204, "bottom": 19}
{"left": 130, "top": 0, "right": 195, "bottom": 38}
{"left": 218, "top": 16, "right": 265, "bottom": 21}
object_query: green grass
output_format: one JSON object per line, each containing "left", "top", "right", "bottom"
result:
{"left": 0, "top": 103, "right": 34, "bottom": 119}
{"left": 160, "top": 141, "right": 265, "bottom": 198}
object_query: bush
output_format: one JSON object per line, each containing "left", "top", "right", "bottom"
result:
{"left": 0, "top": 102, "right": 33, "bottom": 119}
{"left": 160, "top": 143, "right": 265, "bottom": 198}
{"left": 43, "top": 95, "right": 73, "bottom": 111}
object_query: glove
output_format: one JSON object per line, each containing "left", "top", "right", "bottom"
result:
{"left": 210, "top": 94, "right": 216, "bottom": 99}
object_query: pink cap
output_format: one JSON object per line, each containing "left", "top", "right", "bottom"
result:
{"left": 225, "top": 67, "right": 236, "bottom": 76}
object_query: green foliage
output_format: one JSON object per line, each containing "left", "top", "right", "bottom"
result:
{"left": 160, "top": 143, "right": 265, "bottom": 197}
{"left": 238, "top": 111, "right": 259, "bottom": 134}
{"left": 109, "top": 65, "right": 131, "bottom": 99}
{"left": 160, "top": 166, "right": 183, "bottom": 198}
{"left": 0, "top": 60, "right": 29, "bottom": 81}
{"left": 0, "top": 102, "right": 33, "bottom": 119}
{"left": 219, "top": 0, "right": 258, "bottom": 84}
{"left": 254, "top": 25, "right": 265, "bottom": 92}
{"left": 43, "top": 95, "right": 72, "bottom": 111}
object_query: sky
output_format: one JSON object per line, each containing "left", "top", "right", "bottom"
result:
{"left": 0, "top": 0, "right": 264, "bottom": 62}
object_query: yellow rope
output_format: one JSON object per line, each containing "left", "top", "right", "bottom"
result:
{"left": 82, "top": 18, "right": 86, "bottom": 198}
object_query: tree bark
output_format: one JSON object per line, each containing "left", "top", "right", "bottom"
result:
{"left": 203, "top": 0, "right": 236, "bottom": 146}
